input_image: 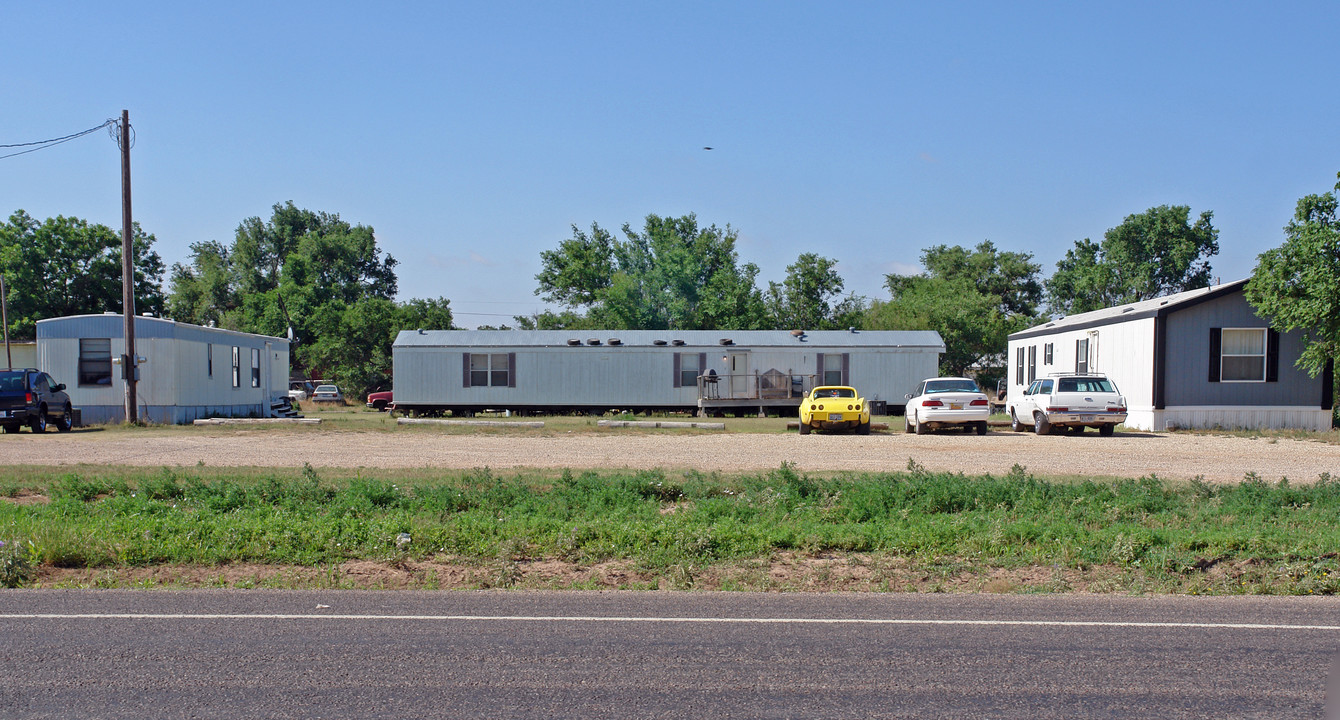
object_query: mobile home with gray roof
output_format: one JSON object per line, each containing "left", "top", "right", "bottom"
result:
{"left": 1007, "top": 280, "right": 1333, "bottom": 431}
{"left": 392, "top": 329, "right": 943, "bottom": 416}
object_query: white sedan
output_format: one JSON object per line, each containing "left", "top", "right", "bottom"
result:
{"left": 310, "top": 384, "right": 344, "bottom": 404}
{"left": 904, "top": 377, "right": 991, "bottom": 435}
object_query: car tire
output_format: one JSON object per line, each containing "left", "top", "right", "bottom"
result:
{"left": 1010, "top": 410, "right": 1023, "bottom": 432}
{"left": 1099, "top": 423, "right": 1115, "bottom": 436}
{"left": 976, "top": 421, "right": 988, "bottom": 435}
{"left": 372, "top": 400, "right": 388, "bottom": 411}
{"left": 857, "top": 421, "right": 870, "bottom": 435}
{"left": 2, "top": 423, "right": 20, "bottom": 434}
{"left": 57, "top": 404, "right": 73, "bottom": 432}
{"left": 799, "top": 421, "right": 811, "bottom": 435}
{"left": 1033, "top": 412, "right": 1050, "bottom": 436}
{"left": 904, "top": 413, "right": 913, "bottom": 433}
{"left": 30, "top": 408, "right": 47, "bottom": 433}
{"left": 914, "top": 412, "right": 927, "bottom": 435}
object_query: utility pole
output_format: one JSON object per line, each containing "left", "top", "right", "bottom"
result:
{"left": 118, "top": 109, "right": 138, "bottom": 424}
{"left": 0, "top": 275, "right": 10, "bottom": 370}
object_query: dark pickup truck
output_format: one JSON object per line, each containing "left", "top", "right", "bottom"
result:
{"left": 0, "top": 369, "right": 74, "bottom": 433}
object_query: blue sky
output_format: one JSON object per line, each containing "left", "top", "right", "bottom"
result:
{"left": 4, "top": 2, "right": 1338, "bottom": 328}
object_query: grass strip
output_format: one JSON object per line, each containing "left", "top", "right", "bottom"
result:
{"left": 3, "top": 462, "right": 1339, "bottom": 593}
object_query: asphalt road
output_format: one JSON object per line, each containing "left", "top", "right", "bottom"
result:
{"left": 2, "top": 591, "right": 1338, "bottom": 719}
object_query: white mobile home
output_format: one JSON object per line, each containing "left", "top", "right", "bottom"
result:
{"left": 392, "top": 329, "right": 944, "bottom": 416}
{"left": 1007, "top": 280, "right": 1333, "bottom": 431}
{"left": 36, "top": 314, "right": 291, "bottom": 424}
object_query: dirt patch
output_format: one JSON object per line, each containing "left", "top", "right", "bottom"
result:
{"left": 34, "top": 554, "right": 1133, "bottom": 593}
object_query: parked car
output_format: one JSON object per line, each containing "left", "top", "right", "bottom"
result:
{"left": 1008, "top": 373, "right": 1128, "bottom": 435}
{"left": 310, "top": 384, "right": 344, "bottom": 404}
{"left": 904, "top": 377, "right": 990, "bottom": 435}
{"left": 366, "top": 390, "right": 393, "bottom": 411}
{"left": 0, "top": 368, "right": 74, "bottom": 433}
{"left": 288, "top": 380, "right": 314, "bottom": 402}
{"left": 798, "top": 385, "right": 871, "bottom": 435}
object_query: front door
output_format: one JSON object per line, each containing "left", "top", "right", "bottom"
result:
{"left": 727, "top": 351, "right": 750, "bottom": 398}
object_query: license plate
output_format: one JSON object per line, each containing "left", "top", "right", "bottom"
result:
{"left": 1079, "top": 415, "right": 1095, "bottom": 422}
{"left": 0, "top": 410, "right": 8, "bottom": 418}
{"left": 949, "top": 403, "right": 962, "bottom": 410}
{"left": 828, "top": 413, "right": 844, "bottom": 421}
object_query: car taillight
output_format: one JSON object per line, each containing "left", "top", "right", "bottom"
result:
{"left": 1046, "top": 406, "right": 1068, "bottom": 413}
{"left": 969, "top": 399, "right": 989, "bottom": 406}
{"left": 854, "top": 404, "right": 861, "bottom": 411}
{"left": 1107, "top": 406, "right": 1125, "bottom": 413}
{"left": 810, "top": 404, "right": 817, "bottom": 411}
{"left": 923, "top": 399, "right": 943, "bottom": 407}
{"left": 847, "top": 404, "right": 853, "bottom": 410}
{"left": 25, "top": 392, "right": 33, "bottom": 403}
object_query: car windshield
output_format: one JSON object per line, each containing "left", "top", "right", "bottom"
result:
{"left": 814, "top": 388, "right": 854, "bottom": 398}
{"left": 0, "top": 372, "right": 25, "bottom": 392}
{"left": 925, "top": 379, "right": 978, "bottom": 394}
{"left": 1057, "top": 378, "right": 1116, "bottom": 393}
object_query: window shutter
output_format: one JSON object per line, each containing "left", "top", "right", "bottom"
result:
{"left": 1266, "top": 329, "right": 1280, "bottom": 382}
{"left": 508, "top": 352, "right": 517, "bottom": 388}
{"left": 815, "top": 353, "right": 824, "bottom": 384}
{"left": 1075, "top": 339, "right": 1082, "bottom": 373}
{"left": 699, "top": 353, "right": 707, "bottom": 382}
{"left": 462, "top": 353, "right": 471, "bottom": 388}
{"left": 1208, "top": 328, "right": 1221, "bottom": 383}
{"left": 672, "top": 353, "right": 681, "bottom": 388}
{"left": 1323, "top": 359, "right": 1335, "bottom": 411}
{"left": 841, "top": 353, "right": 850, "bottom": 385}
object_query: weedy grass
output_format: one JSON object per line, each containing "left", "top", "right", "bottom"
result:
{"left": 3, "top": 462, "right": 1340, "bottom": 593}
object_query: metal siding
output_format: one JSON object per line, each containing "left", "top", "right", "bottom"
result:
{"left": 1164, "top": 292, "right": 1321, "bottom": 407}
{"left": 1006, "top": 318, "right": 1156, "bottom": 412}
{"left": 392, "top": 342, "right": 942, "bottom": 409}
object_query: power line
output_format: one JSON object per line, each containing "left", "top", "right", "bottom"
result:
{"left": 0, "top": 119, "right": 118, "bottom": 161}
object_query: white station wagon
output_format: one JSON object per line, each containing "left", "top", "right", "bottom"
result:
{"left": 1008, "top": 373, "right": 1128, "bottom": 436}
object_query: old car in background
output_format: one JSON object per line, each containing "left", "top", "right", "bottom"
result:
{"left": 904, "top": 376, "right": 991, "bottom": 435}
{"left": 1008, "top": 373, "right": 1128, "bottom": 435}
{"left": 0, "top": 368, "right": 74, "bottom": 433}
{"left": 366, "top": 389, "right": 393, "bottom": 411}
{"left": 288, "top": 380, "right": 315, "bottom": 402}
{"left": 798, "top": 385, "right": 871, "bottom": 435}
{"left": 310, "top": 384, "right": 344, "bottom": 404}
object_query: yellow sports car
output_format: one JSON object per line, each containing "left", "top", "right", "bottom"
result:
{"left": 799, "top": 385, "right": 871, "bottom": 435}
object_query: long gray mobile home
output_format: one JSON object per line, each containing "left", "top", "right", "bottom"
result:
{"left": 1007, "top": 280, "right": 1333, "bottom": 431}
{"left": 36, "top": 314, "right": 291, "bottom": 424}
{"left": 393, "top": 329, "right": 944, "bottom": 416}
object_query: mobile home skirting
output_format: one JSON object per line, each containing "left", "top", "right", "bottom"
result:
{"left": 76, "top": 402, "right": 273, "bottom": 426}
{"left": 1126, "top": 406, "right": 1332, "bottom": 432}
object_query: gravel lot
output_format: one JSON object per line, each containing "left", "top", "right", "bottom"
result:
{"left": 1, "top": 426, "right": 1337, "bottom": 483}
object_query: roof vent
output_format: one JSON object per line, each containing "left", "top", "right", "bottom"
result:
{"left": 417, "top": 328, "right": 425, "bottom": 334}
{"left": 671, "top": 339, "right": 686, "bottom": 346}
{"left": 790, "top": 329, "right": 805, "bottom": 337}
{"left": 1121, "top": 307, "right": 1134, "bottom": 313}
{"left": 608, "top": 338, "right": 622, "bottom": 346}
{"left": 719, "top": 338, "right": 733, "bottom": 345}
{"left": 567, "top": 339, "right": 581, "bottom": 346}
{"left": 653, "top": 339, "right": 668, "bottom": 346}
{"left": 586, "top": 338, "right": 601, "bottom": 345}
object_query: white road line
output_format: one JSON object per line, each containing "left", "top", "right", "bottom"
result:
{"left": 4, "top": 613, "right": 1340, "bottom": 631}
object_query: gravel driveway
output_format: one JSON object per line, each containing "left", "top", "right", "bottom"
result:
{"left": 2, "top": 426, "right": 1337, "bottom": 483}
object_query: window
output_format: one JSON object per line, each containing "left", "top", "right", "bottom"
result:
{"left": 1027, "top": 346, "right": 1037, "bottom": 383}
{"left": 817, "top": 352, "right": 847, "bottom": 385}
{"left": 1044, "top": 343, "right": 1053, "bottom": 365}
{"left": 1016, "top": 347, "right": 1025, "bottom": 385}
{"left": 1039, "top": 379, "right": 1054, "bottom": 394}
{"left": 679, "top": 352, "right": 700, "bottom": 387}
{"left": 1076, "top": 338, "right": 1089, "bottom": 374}
{"left": 207, "top": 344, "right": 213, "bottom": 378}
{"left": 78, "top": 338, "right": 113, "bottom": 386}
{"left": 1220, "top": 328, "right": 1266, "bottom": 382}
{"left": 231, "top": 346, "right": 240, "bottom": 388}
{"left": 250, "top": 348, "right": 261, "bottom": 387}
{"left": 467, "top": 353, "right": 511, "bottom": 387}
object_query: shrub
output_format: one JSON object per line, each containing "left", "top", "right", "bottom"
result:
{"left": 0, "top": 539, "right": 36, "bottom": 588}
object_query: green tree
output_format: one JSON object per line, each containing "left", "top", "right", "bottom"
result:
{"left": 1046, "top": 205, "right": 1219, "bottom": 315}
{"left": 535, "top": 214, "right": 770, "bottom": 330}
{"left": 871, "top": 242, "right": 1042, "bottom": 377}
{"left": 167, "top": 202, "right": 449, "bottom": 397}
{"left": 1245, "top": 173, "right": 1340, "bottom": 377}
{"left": 0, "top": 210, "right": 165, "bottom": 339}
{"left": 766, "top": 253, "right": 865, "bottom": 330}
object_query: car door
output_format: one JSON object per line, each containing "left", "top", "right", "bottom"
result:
{"left": 907, "top": 381, "right": 926, "bottom": 416}
{"left": 1017, "top": 380, "right": 1042, "bottom": 420}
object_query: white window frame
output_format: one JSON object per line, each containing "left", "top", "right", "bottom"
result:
{"left": 469, "top": 353, "right": 510, "bottom": 387}
{"left": 231, "top": 346, "right": 241, "bottom": 388}
{"left": 1220, "top": 327, "right": 1267, "bottom": 383}
{"left": 250, "top": 348, "right": 261, "bottom": 388}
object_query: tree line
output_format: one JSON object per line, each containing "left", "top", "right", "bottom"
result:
{"left": 2, "top": 173, "right": 1337, "bottom": 398}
